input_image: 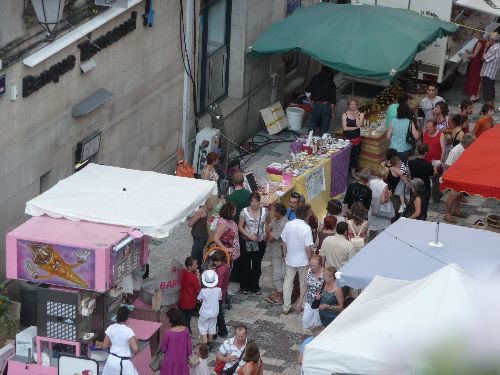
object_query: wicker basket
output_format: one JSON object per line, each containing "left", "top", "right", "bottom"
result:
{"left": 486, "top": 214, "right": 500, "bottom": 232}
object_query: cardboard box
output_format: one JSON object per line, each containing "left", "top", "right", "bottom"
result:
{"left": 15, "top": 326, "right": 37, "bottom": 358}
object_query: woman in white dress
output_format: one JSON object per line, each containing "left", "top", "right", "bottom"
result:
{"left": 97, "top": 306, "right": 139, "bottom": 375}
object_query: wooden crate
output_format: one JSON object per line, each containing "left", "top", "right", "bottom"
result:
{"left": 359, "top": 132, "right": 388, "bottom": 174}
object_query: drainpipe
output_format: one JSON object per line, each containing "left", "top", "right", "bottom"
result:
{"left": 182, "top": 0, "right": 195, "bottom": 160}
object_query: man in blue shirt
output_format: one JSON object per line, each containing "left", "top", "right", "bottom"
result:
{"left": 286, "top": 192, "right": 301, "bottom": 221}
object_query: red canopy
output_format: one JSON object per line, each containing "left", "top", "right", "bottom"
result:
{"left": 441, "top": 126, "right": 500, "bottom": 199}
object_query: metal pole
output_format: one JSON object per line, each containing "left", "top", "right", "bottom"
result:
{"left": 182, "top": 0, "right": 195, "bottom": 160}
{"left": 428, "top": 221, "right": 444, "bottom": 247}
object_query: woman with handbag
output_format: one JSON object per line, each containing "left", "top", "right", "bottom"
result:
{"left": 238, "top": 192, "right": 269, "bottom": 295}
{"left": 318, "top": 267, "right": 344, "bottom": 327}
{"left": 296, "top": 254, "right": 324, "bottom": 328}
{"left": 159, "top": 307, "right": 192, "bottom": 375}
{"left": 387, "top": 102, "right": 419, "bottom": 164}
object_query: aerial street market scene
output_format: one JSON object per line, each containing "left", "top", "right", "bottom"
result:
{"left": 1, "top": 0, "right": 500, "bottom": 374}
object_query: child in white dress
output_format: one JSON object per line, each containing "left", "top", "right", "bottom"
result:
{"left": 189, "top": 343, "right": 209, "bottom": 375}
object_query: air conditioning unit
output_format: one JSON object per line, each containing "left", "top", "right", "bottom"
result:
{"left": 193, "top": 128, "right": 220, "bottom": 175}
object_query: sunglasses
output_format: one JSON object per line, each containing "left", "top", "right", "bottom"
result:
{"left": 290, "top": 192, "right": 301, "bottom": 199}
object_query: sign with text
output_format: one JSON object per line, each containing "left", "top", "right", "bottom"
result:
{"left": 76, "top": 132, "right": 102, "bottom": 163}
{"left": 78, "top": 12, "right": 137, "bottom": 62}
{"left": 22, "top": 55, "right": 76, "bottom": 97}
{"left": 305, "top": 165, "right": 325, "bottom": 201}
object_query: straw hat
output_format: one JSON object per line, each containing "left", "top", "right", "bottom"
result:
{"left": 201, "top": 270, "right": 219, "bottom": 288}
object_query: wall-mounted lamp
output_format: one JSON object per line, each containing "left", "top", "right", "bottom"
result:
{"left": 30, "top": 0, "right": 65, "bottom": 38}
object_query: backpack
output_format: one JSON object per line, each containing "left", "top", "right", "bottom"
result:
{"left": 348, "top": 220, "right": 366, "bottom": 252}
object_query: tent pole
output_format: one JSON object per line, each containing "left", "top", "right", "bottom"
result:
{"left": 429, "top": 221, "right": 444, "bottom": 247}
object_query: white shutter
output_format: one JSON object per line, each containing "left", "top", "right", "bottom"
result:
{"left": 207, "top": 46, "right": 227, "bottom": 105}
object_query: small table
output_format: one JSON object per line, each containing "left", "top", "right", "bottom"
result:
{"left": 127, "top": 318, "right": 162, "bottom": 341}
{"left": 259, "top": 184, "right": 294, "bottom": 206}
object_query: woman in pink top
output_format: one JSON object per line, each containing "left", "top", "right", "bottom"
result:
{"left": 160, "top": 308, "right": 192, "bottom": 375}
{"left": 213, "top": 202, "right": 241, "bottom": 261}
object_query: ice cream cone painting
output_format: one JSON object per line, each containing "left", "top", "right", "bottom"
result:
{"left": 17, "top": 240, "right": 95, "bottom": 289}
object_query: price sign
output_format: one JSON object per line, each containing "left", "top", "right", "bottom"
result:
{"left": 305, "top": 165, "right": 325, "bottom": 201}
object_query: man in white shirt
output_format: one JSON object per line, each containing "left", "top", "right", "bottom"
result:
{"left": 320, "top": 222, "right": 355, "bottom": 270}
{"left": 443, "top": 134, "right": 474, "bottom": 224}
{"left": 419, "top": 83, "right": 445, "bottom": 123}
{"left": 281, "top": 204, "right": 314, "bottom": 314}
{"left": 216, "top": 324, "right": 248, "bottom": 372}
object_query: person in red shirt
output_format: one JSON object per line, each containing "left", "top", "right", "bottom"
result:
{"left": 211, "top": 251, "right": 230, "bottom": 338}
{"left": 423, "top": 119, "right": 446, "bottom": 203}
{"left": 178, "top": 256, "right": 201, "bottom": 334}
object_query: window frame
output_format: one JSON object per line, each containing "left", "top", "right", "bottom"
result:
{"left": 197, "top": 0, "right": 232, "bottom": 115}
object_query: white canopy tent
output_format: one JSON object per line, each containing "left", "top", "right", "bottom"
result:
{"left": 25, "top": 163, "right": 217, "bottom": 238}
{"left": 302, "top": 265, "right": 483, "bottom": 375}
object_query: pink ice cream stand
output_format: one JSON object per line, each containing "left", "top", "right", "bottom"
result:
{"left": 4, "top": 164, "right": 217, "bottom": 375}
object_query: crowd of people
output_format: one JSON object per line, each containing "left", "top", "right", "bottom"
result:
{"left": 99, "top": 33, "right": 499, "bottom": 374}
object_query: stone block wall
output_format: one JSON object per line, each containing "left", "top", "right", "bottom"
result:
{"left": 0, "top": 1, "right": 185, "bottom": 278}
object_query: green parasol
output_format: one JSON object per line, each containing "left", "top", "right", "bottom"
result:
{"left": 248, "top": 3, "right": 458, "bottom": 81}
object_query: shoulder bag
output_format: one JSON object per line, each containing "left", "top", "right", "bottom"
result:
{"left": 245, "top": 208, "right": 262, "bottom": 252}
{"left": 221, "top": 348, "right": 246, "bottom": 375}
{"left": 149, "top": 348, "right": 164, "bottom": 371}
{"left": 405, "top": 119, "right": 416, "bottom": 148}
{"left": 348, "top": 220, "right": 365, "bottom": 252}
{"left": 310, "top": 281, "right": 325, "bottom": 309}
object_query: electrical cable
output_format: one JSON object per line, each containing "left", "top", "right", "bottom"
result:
{"left": 179, "top": 0, "right": 199, "bottom": 132}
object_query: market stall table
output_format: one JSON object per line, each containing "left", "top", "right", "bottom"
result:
{"left": 285, "top": 156, "right": 332, "bottom": 217}
{"left": 267, "top": 143, "right": 351, "bottom": 217}
{"left": 259, "top": 183, "right": 295, "bottom": 206}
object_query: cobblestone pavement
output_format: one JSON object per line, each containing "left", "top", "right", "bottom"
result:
{"left": 151, "top": 77, "right": 500, "bottom": 374}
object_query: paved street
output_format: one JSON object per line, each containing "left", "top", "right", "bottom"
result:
{"left": 150, "top": 76, "right": 500, "bottom": 374}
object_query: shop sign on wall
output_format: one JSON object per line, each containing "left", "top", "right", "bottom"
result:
{"left": 76, "top": 132, "right": 102, "bottom": 163}
{"left": 22, "top": 55, "right": 76, "bottom": 97}
{"left": 305, "top": 165, "right": 325, "bottom": 201}
{"left": 78, "top": 11, "right": 137, "bottom": 62}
